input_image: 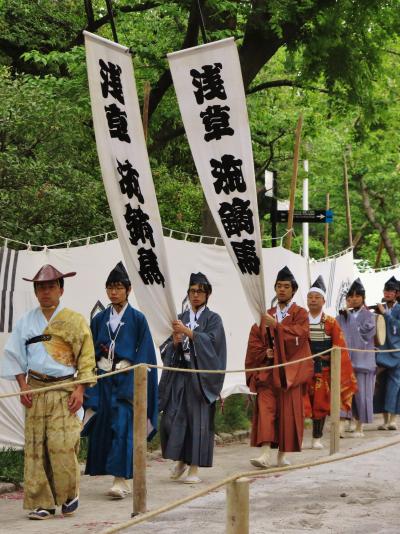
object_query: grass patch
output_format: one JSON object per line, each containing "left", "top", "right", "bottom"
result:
{"left": 0, "top": 448, "right": 24, "bottom": 486}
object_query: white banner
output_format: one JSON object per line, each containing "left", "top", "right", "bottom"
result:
{"left": 84, "top": 31, "right": 176, "bottom": 343}
{"left": 168, "top": 38, "right": 266, "bottom": 321}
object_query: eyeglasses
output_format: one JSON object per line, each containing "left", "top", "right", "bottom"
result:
{"left": 189, "top": 288, "right": 206, "bottom": 295}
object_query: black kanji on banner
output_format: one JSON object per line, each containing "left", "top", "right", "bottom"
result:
{"left": 200, "top": 105, "right": 234, "bottom": 141}
{"left": 210, "top": 154, "right": 246, "bottom": 194}
{"left": 104, "top": 103, "right": 131, "bottom": 143}
{"left": 190, "top": 63, "right": 227, "bottom": 105}
{"left": 219, "top": 198, "right": 254, "bottom": 238}
{"left": 99, "top": 59, "right": 125, "bottom": 104}
{"left": 138, "top": 248, "right": 165, "bottom": 287}
{"left": 117, "top": 159, "right": 144, "bottom": 203}
{"left": 231, "top": 239, "right": 260, "bottom": 275}
{"left": 124, "top": 205, "right": 155, "bottom": 247}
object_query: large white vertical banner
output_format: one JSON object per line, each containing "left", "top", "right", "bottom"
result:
{"left": 168, "top": 38, "right": 265, "bottom": 321}
{"left": 84, "top": 31, "right": 176, "bottom": 343}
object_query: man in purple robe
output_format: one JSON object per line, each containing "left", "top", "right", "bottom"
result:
{"left": 337, "top": 278, "right": 376, "bottom": 437}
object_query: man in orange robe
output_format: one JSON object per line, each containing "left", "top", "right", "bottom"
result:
{"left": 306, "top": 276, "right": 357, "bottom": 449}
{"left": 245, "top": 266, "right": 313, "bottom": 468}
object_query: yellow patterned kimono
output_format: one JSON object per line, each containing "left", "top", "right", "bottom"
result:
{"left": 23, "top": 308, "right": 96, "bottom": 510}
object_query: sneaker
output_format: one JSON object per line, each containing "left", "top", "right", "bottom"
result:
{"left": 312, "top": 439, "right": 324, "bottom": 450}
{"left": 378, "top": 423, "right": 389, "bottom": 430}
{"left": 277, "top": 454, "right": 291, "bottom": 467}
{"left": 28, "top": 508, "right": 55, "bottom": 520}
{"left": 183, "top": 475, "right": 202, "bottom": 484}
{"left": 250, "top": 456, "right": 271, "bottom": 469}
{"left": 388, "top": 423, "right": 398, "bottom": 430}
{"left": 61, "top": 496, "right": 79, "bottom": 515}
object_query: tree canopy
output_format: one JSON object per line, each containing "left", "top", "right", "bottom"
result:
{"left": 1, "top": 0, "right": 400, "bottom": 267}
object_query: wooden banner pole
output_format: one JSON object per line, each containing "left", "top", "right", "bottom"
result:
{"left": 285, "top": 114, "right": 303, "bottom": 250}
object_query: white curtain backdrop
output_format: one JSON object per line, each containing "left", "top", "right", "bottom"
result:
{"left": 0, "top": 239, "right": 382, "bottom": 448}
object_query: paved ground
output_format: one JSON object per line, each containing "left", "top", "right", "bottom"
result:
{"left": 1, "top": 420, "right": 399, "bottom": 533}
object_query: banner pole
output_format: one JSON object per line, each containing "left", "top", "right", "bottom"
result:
{"left": 285, "top": 114, "right": 303, "bottom": 250}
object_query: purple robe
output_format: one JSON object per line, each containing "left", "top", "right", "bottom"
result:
{"left": 336, "top": 307, "right": 376, "bottom": 423}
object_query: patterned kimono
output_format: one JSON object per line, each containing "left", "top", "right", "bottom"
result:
{"left": 1, "top": 305, "right": 96, "bottom": 510}
{"left": 305, "top": 314, "right": 357, "bottom": 433}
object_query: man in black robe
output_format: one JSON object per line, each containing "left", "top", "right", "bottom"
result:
{"left": 159, "top": 272, "right": 227, "bottom": 483}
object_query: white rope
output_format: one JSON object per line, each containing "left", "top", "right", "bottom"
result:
{"left": 0, "top": 227, "right": 297, "bottom": 250}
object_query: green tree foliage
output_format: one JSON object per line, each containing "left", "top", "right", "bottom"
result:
{"left": 0, "top": 0, "right": 400, "bottom": 265}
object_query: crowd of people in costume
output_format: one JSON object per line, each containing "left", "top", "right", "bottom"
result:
{"left": 1, "top": 262, "right": 400, "bottom": 520}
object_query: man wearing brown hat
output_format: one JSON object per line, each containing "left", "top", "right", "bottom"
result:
{"left": 1, "top": 264, "right": 96, "bottom": 520}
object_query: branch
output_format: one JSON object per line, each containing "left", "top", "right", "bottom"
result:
{"left": 148, "top": 0, "right": 201, "bottom": 118}
{"left": 247, "top": 79, "right": 330, "bottom": 95}
{"left": 356, "top": 173, "right": 398, "bottom": 264}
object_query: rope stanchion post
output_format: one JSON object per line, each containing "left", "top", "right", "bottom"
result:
{"left": 330, "top": 347, "right": 341, "bottom": 455}
{"left": 133, "top": 364, "right": 148, "bottom": 515}
{"left": 226, "top": 477, "right": 249, "bottom": 534}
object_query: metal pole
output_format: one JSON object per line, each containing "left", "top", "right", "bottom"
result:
{"left": 302, "top": 176, "right": 309, "bottom": 258}
{"left": 324, "top": 193, "right": 330, "bottom": 257}
{"left": 226, "top": 477, "right": 249, "bottom": 534}
{"left": 133, "top": 364, "right": 148, "bottom": 515}
{"left": 271, "top": 171, "right": 278, "bottom": 247}
{"left": 329, "top": 347, "right": 341, "bottom": 455}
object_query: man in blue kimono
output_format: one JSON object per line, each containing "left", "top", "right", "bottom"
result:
{"left": 83, "top": 262, "right": 158, "bottom": 498}
{"left": 374, "top": 276, "right": 400, "bottom": 430}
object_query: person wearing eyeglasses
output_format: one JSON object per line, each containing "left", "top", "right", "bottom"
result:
{"left": 83, "top": 262, "right": 158, "bottom": 499}
{"left": 158, "top": 272, "right": 227, "bottom": 484}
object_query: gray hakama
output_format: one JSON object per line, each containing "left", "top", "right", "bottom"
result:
{"left": 337, "top": 307, "right": 376, "bottom": 423}
{"left": 159, "top": 308, "right": 226, "bottom": 467}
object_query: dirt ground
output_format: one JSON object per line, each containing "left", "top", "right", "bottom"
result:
{"left": 1, "top": 419, "right": 399, "bottom": 534}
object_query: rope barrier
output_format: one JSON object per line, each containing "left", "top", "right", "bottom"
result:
{"left": 102, "top": 436, "right": 400, "bottom": 533}
{"left": 0, "top": 343, "right": 398, "bottom": 401}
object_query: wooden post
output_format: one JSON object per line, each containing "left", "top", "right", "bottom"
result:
{"left": 324, "top": 193, "right": 330, "bottom": 257}
{"left": 285, "top": 114, "right": 303, "bottom": 250}
{"left": 330, "top": 347, "right": 341, "bottom": 455}
{"left": 226, "top": 477, "right": 249, "bottom": 534}
{"left": 133, "top": 364, "right": 148, "bottom": 515}
{"left": 343, "top": 153, "right": 353, "bottom": 247}
{"left": 142, "top": 81, "right": 151, "bottom": 143}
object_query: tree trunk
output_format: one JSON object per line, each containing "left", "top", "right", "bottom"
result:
{"left": 359, "top": 175, "right": 398, "bottom": 264}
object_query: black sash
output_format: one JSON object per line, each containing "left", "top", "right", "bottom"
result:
{"left": 25, "top": 334, "right": 52, "bottom": 346}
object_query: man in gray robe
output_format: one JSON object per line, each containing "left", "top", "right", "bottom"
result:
{"left": 159, "top": 272, "right": 227, "bottom": 484}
